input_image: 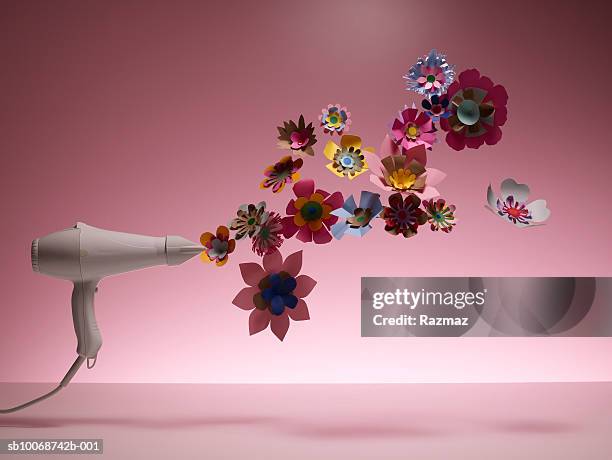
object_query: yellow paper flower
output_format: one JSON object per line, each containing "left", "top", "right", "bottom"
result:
{"left": 323, "top": 135, "right": 370, "bottom": 180}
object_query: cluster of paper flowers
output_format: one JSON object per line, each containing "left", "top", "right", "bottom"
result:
{"left": 200, "top": 49, "right": 524, "bottom": 341}
{"left": 403, "top": 50, "right": 509, "bottom": 152}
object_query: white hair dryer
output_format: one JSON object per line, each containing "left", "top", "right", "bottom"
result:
{"left": 1, "top": 222, "right": 203, "bottom": 413}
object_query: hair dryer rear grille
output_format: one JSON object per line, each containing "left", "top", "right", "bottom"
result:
{"left": 31, "top": 238, "right": 40, "bottom": 272}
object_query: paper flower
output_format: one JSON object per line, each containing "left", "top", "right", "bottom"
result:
{"left": 277, "top": 115, "right": 317, "bottom": 156}
{"left": 422, "top": 198, "right": 456, "bottom": 233}
{"left": 363, "top": 136, "right": 446, "bottom": 200}
{"left": 421, "top": 94, "right": 451, "bottom": 123}
{"left": 319, "top": 104, "right": 351, "bottom": 135}
{"left": 440, "top": 69, "right": 508, "bottom": 151}
{"left": 260, "top": 155, "right": 303, "bottom": 194}
{"left": 281, "top": 179, "right": 343, "bottom": 244}
{"left": 391, "top": 106, "right": 436, "bottom": 151}
{"left": 229, "top": 202, "right": 268, "bottom": 240}
{"left": 330, "top": 191, "right": 383, "bottom": 239}
{"left": 486, "top": 179, "right": 550, "bottom": 228}
{"left": 252, "top": 211, "right": 284, "bottom": 256}
{"left": 404, "top": 49, "right": 455, "bottom": 98}
{"left": 233, "top": 250, "right": 316, "bottom": 341}
{"left": 382, "top": 193, "right": 427, "bottom": 238}
{"left": 323, "top": 134, "right": 370, "bottom": 180}
{"left": 200, "top": 226, "right": 236, "bottom": 266}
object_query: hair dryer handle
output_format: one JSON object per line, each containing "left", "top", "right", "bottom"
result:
{"left": 71, "top": 280, "right": 102, "bottom": 360}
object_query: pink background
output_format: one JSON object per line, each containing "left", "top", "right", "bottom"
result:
{"left": 1, "top": 0, "right": 610, "bottom": 383}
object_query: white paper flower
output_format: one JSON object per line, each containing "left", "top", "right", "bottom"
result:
{"left": 486, "top": 178, "right": 550, "bottom": 228}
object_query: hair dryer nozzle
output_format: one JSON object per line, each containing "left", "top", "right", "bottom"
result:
{"left": 165, "top": 235, "right": 204, "bottom": 265}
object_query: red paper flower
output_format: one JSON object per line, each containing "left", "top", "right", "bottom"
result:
{"left": 382, "top": 193, "right": 427, "bottom": 238}
{"left": 440, "top": 68, "right": 508, "bottom": 150}
{"left": 281, "top": 179, "right": 343, "bottom": 244}
{"left": 232, "top": 250, "right": 316, "bottom": 341}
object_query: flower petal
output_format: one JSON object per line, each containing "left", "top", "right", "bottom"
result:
{"left": 312, "top": 227, "right": 332, "bottom": 244}
{"left": 294, "top": 275, "right": 317, "bottom": 298}
{"left": 200, "top": 232, "right": 214, "bottom": 246}
{"left": 263, "top": 249, "right": 283, "bottom": 273}
{"left": 425, "top": 168, "right": 446, "bottom": 187}
{"left": 293, "top": 179, "right": 315, "bottom": 198}
{"left": 340, "top": 134, "right": 361, "bottom": 150}
{"left": 323, "top": 191, "right": 344, "bottom": 210}
{"left": 288, "top": 299, "right": 310, "bottom": 321}
{"left": 282, "top": 250, "right": 303, "bottom": 277}
{"left": 445, "top": 131, "right": 466, "bottom": 151}
{"left": 500, "top": 178, "right": 530, "bottom": 203}
{"left": 281, "top": 216, "right": 299, "bottom": 238}
{"left": 323, "top": 140, "right": 340, "bottom": 161}
{"left": 404, "top": 144, "right": 428, "bottom": 166}
{"left": 232, "top": 287, "right": 258, "bottom": 310}
{"left": 239, "top": 262, "right": 266, "bottom": 286}
{"left": 249, "top": 309, "right": 271, "bottom": 336}
{"left": 459, "top": 68, "right": 481, "bottom": 87}
{"left": 363, "top": 150, "right": 383, "bottom": 175}
{"left": 296, "top": 224, "right": 313, "bottom": 243}
{"left": 487, "top": 184, "right": 496, "bottom": 208}
{"left": 484, "top": 125, "right": 503, "bottom": 146}
{"left": 417, "top": 186, "right": 440, "bottom": 201}
{"left": 379, "top": 134, "right": 400, "bottom": 157}
{"left": 286, "top": 199, "right": 298, "bottom": 215}
{"left": 270, "top": 314, "right": 290, "bottom": 341}
{"left": 369, "top": 173, "right": 391, "bottom": 191}
{"left": 526, "top": 199, "right": 551, "bottom": 223}
{"left": 216, "top": 226, "right": 230, "bottom": 239}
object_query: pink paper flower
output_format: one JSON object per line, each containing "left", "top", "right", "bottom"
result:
{"left": 232, "top": 250, "right": 316, "bottom": 341}
{"left": 440, "top": 68, "right": 508, "bottom": 151}
{"left": 281, "top": 179, "right": 343, "bottom": 244}
{"left": 363, "top": 135, "right": 446, "bottom": 201}
{"left": 391, "top": 106, "right": 436, "bottom": 151}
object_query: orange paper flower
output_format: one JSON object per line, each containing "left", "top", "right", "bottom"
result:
{"left": 200, "top": 226, "right": 236, "bottom": 266}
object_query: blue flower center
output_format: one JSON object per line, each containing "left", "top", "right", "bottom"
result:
{"left": 341, "top": 155, "right": 354, "bottom": 168}
{"left": 300, "top": 201, "right": 323, "bottom": 221}
{"left": 261, "top": 273, "right": 298, "bottom": 316}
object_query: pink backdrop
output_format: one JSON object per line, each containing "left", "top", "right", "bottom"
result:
{"left": 1, "top": 0, "right": 610, "bottom": 383}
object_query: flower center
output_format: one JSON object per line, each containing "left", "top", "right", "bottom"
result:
{"left": 457, "top": 99, "right": 480, "bottom": 126}
{"left": 259, "top": 227, "right": 270, "bottom": 238}
{"left": 260, "top": 272, "right": 299, "bottom": 316}
{"left": 341, "top": 155, "right": 355, "bottom": 168}
{"left": 426, "top": 74, "right": 436, "bottom": 83}
{"left": 405, "top": 124, "right": 419, "bottom": 139}
{"left": 347, "top": 208, "right": 373, "bottom": 228}
{"left": 290, "top": 130, "right": 308, "bottom": 148}
{"left": 507, "top": 207, "right": 526, "bottom": 218}
{"left": 300, "top": 200, "right": 323, "bottom": 221}
{"left": 389, "top": 169, "right": 417, "bottom": 190}
{"left": 330, "top": 115, "right": 338, "bottom": 123}
{"left": 247, "top": 217, "right": 256, "bottom": 225}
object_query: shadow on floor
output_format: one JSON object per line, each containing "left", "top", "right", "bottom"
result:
{"left": 0, "top": 415, "right": 276, "bottom": 430}
{"left": 0, "top": 415, "right": 581, "bottom": 440}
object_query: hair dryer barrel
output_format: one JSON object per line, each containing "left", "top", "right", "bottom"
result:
{"left": 77, "top": 223, "right": 168, "bottom": 279}
{"left": 32, "top": 223, "right": 204, "bottom": 281}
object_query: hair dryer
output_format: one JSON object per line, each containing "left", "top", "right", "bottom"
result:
{"left": 1, "top": 222, "right": 203, "bottom": 413}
